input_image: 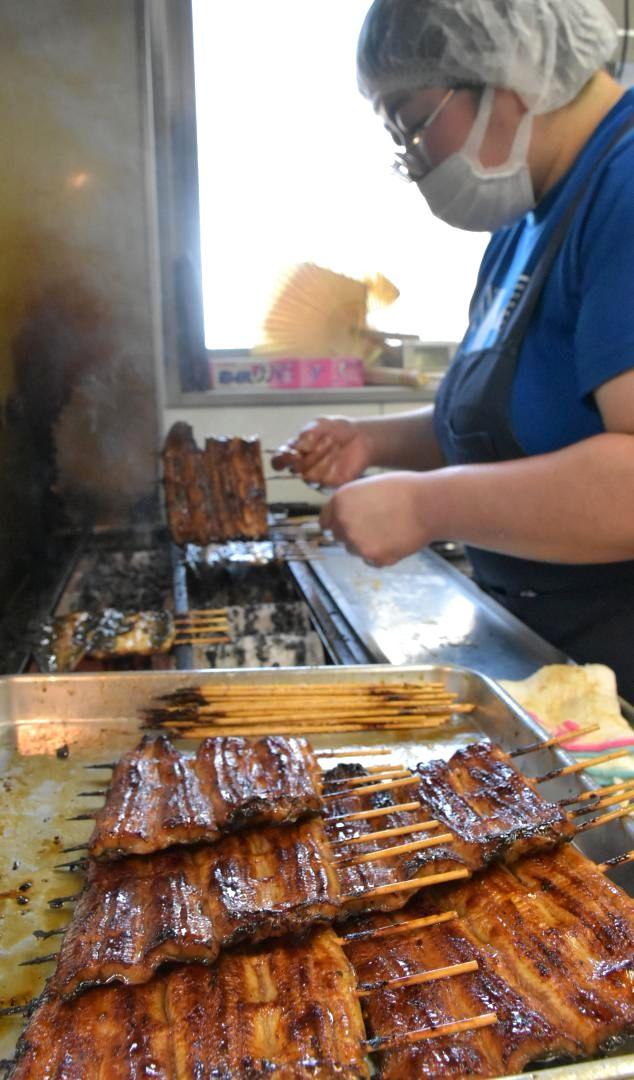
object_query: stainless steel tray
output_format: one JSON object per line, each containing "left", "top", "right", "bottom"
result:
{"left": 1, "top": 663, "right": 633, "bottom": 1079}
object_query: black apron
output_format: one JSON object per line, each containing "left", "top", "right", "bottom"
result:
{"left": 434, "top": 116, "right": 634, "bottom": 702}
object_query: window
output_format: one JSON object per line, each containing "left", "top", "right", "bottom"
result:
{"left": 192, "top": 0, "right": 487, "bottom": 354}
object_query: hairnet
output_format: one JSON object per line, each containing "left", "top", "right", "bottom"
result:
{"left": 357, "top": 0, "right": 619, "bottom": 115}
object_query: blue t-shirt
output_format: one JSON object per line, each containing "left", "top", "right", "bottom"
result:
{"left": 461, "top": 89, "right": 634, "bottom": 456}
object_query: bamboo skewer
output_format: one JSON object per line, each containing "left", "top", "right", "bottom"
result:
{"left": 536, "top": 748, "right": 632, "bottom": 783}
{"left": 0, "top": 1003, "right": 35, "bottom": 1017}
{"left": 173, "top": 608, "right": 228, "bottom": 619}
{"left": 317, "top": 748, "right": 393, "bottom": 758}
{"left": 162, "top": 704, "right": 468, "bottom": 721}
{"left": 55, "top": 858, "right": 89, "bottom": 871}
{"left": 576, "top": 804, "right": 634, "bottom": 833}
{"left": 560, "top": 778, "right": 634, "bottom": 806}
{"left": 174, "top": 723, "right": 450, "bottom": 738}
{"left": 340, "top": 832, "right": 454, "bottom": 867}
{"left": 366, "top": 1012, "right": 498, "bottom": 1051}
{"left": 509, "top": 724, "right": 601, "bottom": 757}
{"left": 321, "top": 769, "right": 411, "bottom": 788}
{"left": 351, "top": 867, "right": 471, "bottom": 901}
{"left": 48, "top": 894, "right": 80, "bottom": 909}
{"left": 19, "top": 953, "right": 59, "bottom": 968}
{"left": 322, "top": 775, "right": 419, "bottom": 801}
{"left": 358, "top": 959, "right": 479, "bottom": 997}
{"left": 326, "top": 801, "right": 423, "bottom": 823}
{"left": 329, "top": 820, "right": 440, "bottom": 848}
{"left": 185, "top": 682, "right": 448, "bottom": 698}
{"left": 173, "top": 636, "right": 231, "bottom": 647}
{"left": 598, "top": 849, "right": 634, "bottom": 873}
{"left": 570, "top": 791, "right": 634, "bottom": 818}
{"left": 337, "top": 910, "right": 458, "bottom": 943}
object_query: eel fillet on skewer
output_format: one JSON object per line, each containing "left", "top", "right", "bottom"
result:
{"left": 51, "top": 748, "right": 580, "bottom": 1000}
{"left": 33, "top": 610, "right": 175, "bottom": 673}
{"left": 412, "top": 740, "right": 576, "bottom": 866}
{"left": 88, "top": 734, "right": 324, "bottom": 859}
{"left": 346, "top": 844, "right": 634, "bottom": 1078}
{"left": 50, "top": 819, "right": 342, "bottom": 998}
{"left": 11, "top": 928, "right": 369, "bottom": 1080}
{"left": 88, "top": 736, "right": 574, "bottom": 863}
{"left": 161, "top": 422, "right": 268, "bottom": 546}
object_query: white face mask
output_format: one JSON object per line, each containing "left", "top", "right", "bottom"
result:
{"left": 417, "top": 88, "right": 536, "bottom": 232}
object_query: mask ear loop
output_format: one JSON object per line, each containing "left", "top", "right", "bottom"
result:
{"left": 462, "top": 87, "right": 496, "bottom": 159}
{"left": 462, "top": 86, "right": 534, "bottom": 175}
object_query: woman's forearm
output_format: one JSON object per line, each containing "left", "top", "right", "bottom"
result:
{"left": 356, "top": 406, "right": 446, "bottom": 471}
{"left": 426, "top": 432, "right": 634, "bottom": 563}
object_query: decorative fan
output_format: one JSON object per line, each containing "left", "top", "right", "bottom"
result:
{"left": 253, "top": 262, "right": 400, "bottom": 363}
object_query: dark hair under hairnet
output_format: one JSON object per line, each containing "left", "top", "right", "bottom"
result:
{"left": 357, "top": 0, "right": 618, "bottom": 114}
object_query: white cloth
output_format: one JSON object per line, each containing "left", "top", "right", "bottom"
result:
{"left": 500, "top": 664, "right": 634, "bottom": 779}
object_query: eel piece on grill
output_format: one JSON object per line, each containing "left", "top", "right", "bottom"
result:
{"left": 88, "top": 609, "right": 175, "bottom": 658}
{"left": 162, "top": 420, "right": 214, "bottom": 547}
{"left": 414, "top": 740, "right": 575, "bottom": 867}
{"left": 162, "top": 422, "right": 268, "bottom": 545}
{"left": 32, "top": 611, "right": 97, "bottom": 673}
{"left": 33, "top": 610, "right": 175, "bottom": 673}
{"left": 51, "top": 819, "right": 343, "bottom": 998}
{"left": 347, "top": 844, "right": 634, "bottom": 1078}
{"left": 11, "top": 929, "right": 369, "bottom": 1079}
{"left": 89, "top": 734, "right": 324, "bottom": 859}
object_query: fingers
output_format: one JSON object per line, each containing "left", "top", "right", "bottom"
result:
{"left": 270, "top": 446, "right": 300, "bottom": 472}
{"left": 319, "top": 501, "right": 333, "bottom": 531}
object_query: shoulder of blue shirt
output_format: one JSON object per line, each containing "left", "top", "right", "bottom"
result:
{"left": 471, "top": 88, "right": 634, "bottom": 313}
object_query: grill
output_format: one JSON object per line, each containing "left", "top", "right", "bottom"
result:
{"left": 1, "top": 510, "right": 372, "bottom": 678}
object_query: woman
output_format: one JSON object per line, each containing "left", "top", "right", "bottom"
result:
{"left": 273, "top": 0, "right": 634, "bottom": 701}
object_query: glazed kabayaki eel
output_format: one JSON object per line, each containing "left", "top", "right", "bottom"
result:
{"left": 11, "top": 928, "right": 370, "bottom": 1080}
{"left": 346, "top": 844, "right": 634, "bottom": 1078}
{"left": 85, "top": 735, "right": 575, "bottom": 862}
{"left": 51, "top": 739, "right": 604, "bottom": 997}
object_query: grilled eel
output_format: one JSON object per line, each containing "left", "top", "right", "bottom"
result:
{"left": 413, "top": 739, "right": 576, "bottom": 865}
{"left": 89, "top": 734, "right": 324, "bottom": 859}
{"left": 51, "top": 748, "right": 576, "bottom": 999}
{"left": 346, "top": 844, "right": 634, "bottom": 1078}
{"left": 162, "top": 422, "right": 268, "bottom": 545}
{"left": 51, "top": 807, "right": 460, "bottom": 999}
{"left": 326, "top": 743, "right": 575, "bottom": 897}
{"left": 11, "top": 928, "right": 369, "bottom": 1079}
{"left": 33, "top": 610, "right": 175, "bottom": 673}
{"left": 89, "top": 736, "right": 573, "bottom": 863}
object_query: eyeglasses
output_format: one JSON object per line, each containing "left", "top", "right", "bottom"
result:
{"left": 390, "top": 89, "right": 456, "bottom": 183}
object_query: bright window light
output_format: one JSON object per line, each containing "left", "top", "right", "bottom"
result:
{"left": 192, "top": 0, "right": 487, "bottom": 352}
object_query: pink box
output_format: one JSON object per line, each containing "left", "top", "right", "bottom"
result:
{"left": 210, "top": 356, "right": 365, "bottom": 392}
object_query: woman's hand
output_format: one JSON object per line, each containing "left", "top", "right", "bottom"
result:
{"left": 319, "top": 472, "right": 435, "bottom": 567}
{"left": 271, "top": 416, "right": 373, "bottom": 489}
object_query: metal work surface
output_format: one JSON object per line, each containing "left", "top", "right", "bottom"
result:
{"left": 1, "top": 664, "right": 634, "bottom": 1077}
{"left": 311, "top": 546, "right": 570, "bottom": 680}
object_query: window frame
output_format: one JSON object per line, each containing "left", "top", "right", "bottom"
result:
{"left": 142, "top": 0, "right": 448, "bottom": 407}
